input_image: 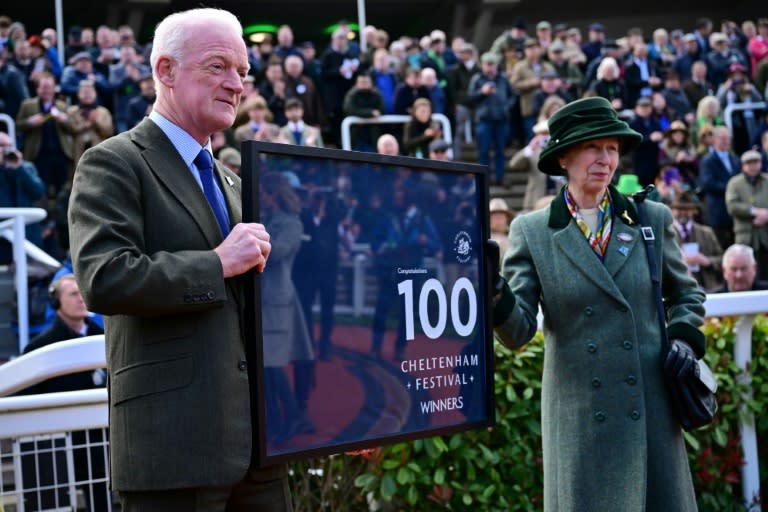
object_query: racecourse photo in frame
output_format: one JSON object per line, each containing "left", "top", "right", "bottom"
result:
{"left": 241, "top": 141, "right": 495, "bottom": 465}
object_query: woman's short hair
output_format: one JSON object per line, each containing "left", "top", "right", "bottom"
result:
{"left": 596, "top": 57, "right": 619, "bottom": 81}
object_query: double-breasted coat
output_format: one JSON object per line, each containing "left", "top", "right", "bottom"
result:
{"left": 497, "top": 186, "right": 706, "bottom": 511}
{"left": 69, "top": 119, "right": 264, "bottom": 491}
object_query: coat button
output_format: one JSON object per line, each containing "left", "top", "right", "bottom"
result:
{"left": 584, "top": 306, "right": 594, "bottom": 316}
{"left": 207, "top": 291, "right": 215, "bottom": 300}
{"left": 587, "top": 343, "right": 597, "bottom": 354}
{"left": 594, "top": 411, "right": 606, "bottom": 422}
{"left": 630, "top": 410, "right": 641, "bottom": 420}
{"left": 238, "top": 360, "right": 248, "bottom": 371}
{"left": 591, "top": 377, "right": 601, "bottom": 388}
{"left": 623, "top": 340, "right": 633, "bottom": 350}
{"left": 626, "top": 375, "right": 637, "bottom": 385}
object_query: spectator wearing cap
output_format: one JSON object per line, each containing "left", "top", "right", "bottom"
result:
{"left": 534, "top": 21, "right": 553, "bottom": 53}
{"left": 125, "top": 71, "right": 155, "bottom": 130}
{"left": 628, "top": 97, "right": 664, "bottom": 186}
{"left": 468, "top": 51, "right": 516, "bottom": 184}
{"left": 280, "top": 97, "right": 324, "bottom": 148}
{"left": 342, "top": 72, "right": 385, "bottom": 151}
{"left": 108, "top": 44, "right": 150, "bottom": 133}
{"left": 624, "top": 42, "right": 662, "bottom": 109}
{"left": 726, "top": 149, "right": 768, "bottom": 279}
{"left": 428, "top": 138, "right": 451, "bottom": 161}
{"left": 530, "top": 70, "right": 571, "bottom": 122}
{"left": 60, "top": 50, "right": 111, "bottom": 106}
{"left": 259, "top": 56, "right": 288, "bottom": 126}
{"left": 698, "top": 125, "right": 739, "bottom": 249}
{"left": 218, "top": 147, "right": 241, "bottom": 176}
{"left": 66, "top": 79, "right": 114, "bottom": 168}
{"left": 300, "top": 41, "right": 322, "bottom": 87}
{"left": 588, "top": 56, "right": 627, "bottom": 110}
{"left": 748, "top": 19, "right": 768, "bottom": 80}
{"left": 64, "top": 25, "right": 86, "bottom": 63}
{"left": 671, "top": 33, "right": 702, "bottom": 82}
{"left": 682, "top": 60, "right": 713, "bottom": 110}
{"left": 320, "top": 27, "right": 359, "bottom": 145}
{"left": 669, "top": 29, "right": 687, "bottom": 58}
{"left": 670, "top": 191, "right": 724, "bottom": 290}
{"left": 273, "top": 24, "right": 302, "bottom": 63}
{"left": 509, "top": 119, "right": 552, "bottom": 210}
{"left": 706, "top": 31, "right": 747, "bottom": 89}
{"left": 284, "top": 54, "right": 327, "bottom": 129}
{"left": 548, "top": 40, "right": 584, "bottom": 98}
{"left": 716, "top": 62, "right": 762, "bottom": 153}
{"left": 510, "top": 37, "right": 555, "bottom": 142}
{"left": 659, "top": 121, "right": 698, "bottom": 184}
{"left": 489, "top": 16, "right": 528, "bottom": 57}
{"left": 489, "top": 197, "right": 515, "bottom": 258}
{"left": 0, "top": 45, "right": 30, "bottom": 119}
{"left": 581, "top": 22, "right": 606, "bottom": 63}
{"left": 420, "top": 29, "right": 450, "bottom": 84}
{"left": 447, "top": 42, "right": 479, "bottom": 159}
{"left": 27, "top": 33, "right": 62, "bottom": 82}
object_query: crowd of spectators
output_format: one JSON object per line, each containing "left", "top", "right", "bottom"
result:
{"left": 1, "top": 12, "right": 768, "bottom": 310}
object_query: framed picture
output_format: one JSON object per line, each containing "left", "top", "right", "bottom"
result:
{"left": 241, "top": 141, "right": 495, "bottom": 466}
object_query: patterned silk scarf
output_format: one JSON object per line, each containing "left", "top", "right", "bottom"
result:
{"left": 564, "top": 188, "right": 613, "bottom": 259}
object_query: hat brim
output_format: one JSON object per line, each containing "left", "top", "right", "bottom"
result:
{"left": 537, "top": 123, "right": 643, "bottom": 176}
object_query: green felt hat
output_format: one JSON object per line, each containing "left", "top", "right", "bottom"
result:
{"left": 538, "top": 97, "right": 643, "bottom": 176}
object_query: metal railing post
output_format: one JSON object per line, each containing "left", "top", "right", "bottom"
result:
{"left": 13, "top": 213, "right": 30, "bottom": 353}
{"left": 734, "top": 313, "right": 760, "bottom": 510}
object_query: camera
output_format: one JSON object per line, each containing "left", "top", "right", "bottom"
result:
{"left": 3, "top": 148, "right": 19, "bottom": 163}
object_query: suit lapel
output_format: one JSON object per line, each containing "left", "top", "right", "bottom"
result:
{"left": 215, "top": 162, "right": 241, "bottom": 225}
{"left": 131, "top": 119, "right": 224, "bottom": 247}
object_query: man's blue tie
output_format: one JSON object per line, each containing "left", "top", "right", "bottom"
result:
{"left": 194, "top": 149, "right": 230, "bottom": 237}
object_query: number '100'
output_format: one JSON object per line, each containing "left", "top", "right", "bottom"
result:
{"left": 397, "top": 277, "right": 477, "bottom": 341}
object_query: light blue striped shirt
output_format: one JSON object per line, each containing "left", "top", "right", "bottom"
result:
{"left": 148, "top": 111, "right": 230, "bottom": 222}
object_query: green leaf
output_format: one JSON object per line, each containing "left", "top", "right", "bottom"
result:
{"left": 434, "top": 467, "right": 446, "bottom": 485}
{"left": 381, "top": 459, "right": 400, "bottom": 470}
{"left": 396, "top": 466, "right": 411, "bottom": 485}
{"left": 354, "top": 473, "right": 376, "bottom": 489}
{"left": 462, "top": 493, "right": 473, "bottom": 505}
{"left": 380, "top": 474, "right": 396, "bottom": 500}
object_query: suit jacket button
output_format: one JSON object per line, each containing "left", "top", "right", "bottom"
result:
{"left": 591, "top": 377, "right": 601, "bottom": 388}
{"left": 238, "top": 360, "right": 248, "bottom": 371}
{"left": 594, "top": 411, "right": 606, "bottom": 422}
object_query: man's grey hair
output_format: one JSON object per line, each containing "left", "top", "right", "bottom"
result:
{"left": 149, "top": 8, "right": 243, "bottom": 86}
{"left": 723, "top": 243, "right": 756, "bottom": 265}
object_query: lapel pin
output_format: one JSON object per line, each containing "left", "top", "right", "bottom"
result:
{"left": 621, "top": 211, "right": 634, "bottom": 225}
{"left": 618, "top": 245, "right": 629, "bottom": 256}
{"left": 225, "top": 176, "right": 234, "bottom": 187}
{"left": 616, "top": 232, "right": 634, "bottom": 242}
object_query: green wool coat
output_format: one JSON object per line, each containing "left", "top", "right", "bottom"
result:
{"left": 497, "top": 186, "right": 705, "bottom": 512}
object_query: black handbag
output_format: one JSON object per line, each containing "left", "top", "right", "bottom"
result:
{"left": 633, "top": 186, "right": 718, "bottom": 431}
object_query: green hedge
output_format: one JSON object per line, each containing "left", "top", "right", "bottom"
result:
{"left": 289, "top": 316, "right": 768, "bottom": 511}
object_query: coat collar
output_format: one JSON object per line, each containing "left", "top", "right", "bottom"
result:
{"left": 547, "top": 184, "right": 640, "bottom": 229}
{"left": 130, "top": 119, "right": 240, "bottom": 247}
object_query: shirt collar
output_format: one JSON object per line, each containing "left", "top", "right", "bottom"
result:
{"left": 149, "top": 110, "right": 212, "bottom": 167}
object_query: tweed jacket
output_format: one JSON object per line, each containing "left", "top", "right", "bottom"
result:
{"left": 278, "top": 123, "right": 324, "bottom": 148}
{"left": 497, "top": 186, "right": 705, "bottom": 511}
{"left": 66, "top": 104, "right": 114, "bottom": 167}
{"left": 674, "top": 221, "right": 724, "bottom": 291}
{"left": 16, "top": 97, "right": 74, "bottom": 161}
{"left": 725, "top": 172, "right": 768, "bottom": 250}
{"left": 68, "top": 118, "right": 257, "bottom": 491}
{"left": 508, "top": 59, "right": 556, "bottom": 117}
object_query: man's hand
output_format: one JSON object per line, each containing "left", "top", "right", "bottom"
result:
{"left": 214, "top": 223, "right": 271, "bottom": 278}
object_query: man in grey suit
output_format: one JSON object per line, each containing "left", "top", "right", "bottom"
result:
{"left": 68, "top": 8, "right": 289, "bottom": 512}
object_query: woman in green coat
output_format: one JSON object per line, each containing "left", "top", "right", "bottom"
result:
{"left": 493, "top": 97, "right": 706, "bottom": 511}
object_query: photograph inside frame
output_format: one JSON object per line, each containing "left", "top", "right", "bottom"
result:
{"left": 244, "top": 143, "right": 493, "bottom": 461}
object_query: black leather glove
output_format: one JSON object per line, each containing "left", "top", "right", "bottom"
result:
{"left": 664, "top": 339, "right": 697, "bottom": 378}
{"left": 486, "top": 240, "right": 515, "bottom": 327}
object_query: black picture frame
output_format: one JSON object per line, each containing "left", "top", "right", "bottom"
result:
{"left": 241, "top": 141, "right": 495, "bottom": 466}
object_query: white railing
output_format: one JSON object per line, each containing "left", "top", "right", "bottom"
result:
{"left": 0, "top": 293, "right": 766, "bottom": 510}
{"left": 0, "top": 207, "right": 55, "bottom": 353}
{"left": 340, "top": 113, "right": 453, "bottom": 155}
{"left": 723, "top": 101, "right": 766, "bottom": 137}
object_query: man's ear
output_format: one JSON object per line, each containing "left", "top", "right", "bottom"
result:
{"left": 155, "top": 56, "right": 175, "bottom": 87}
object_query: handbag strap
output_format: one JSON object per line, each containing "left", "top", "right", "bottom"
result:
{"left": 631, "top": 185, "right": 670, "bottom": 356}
